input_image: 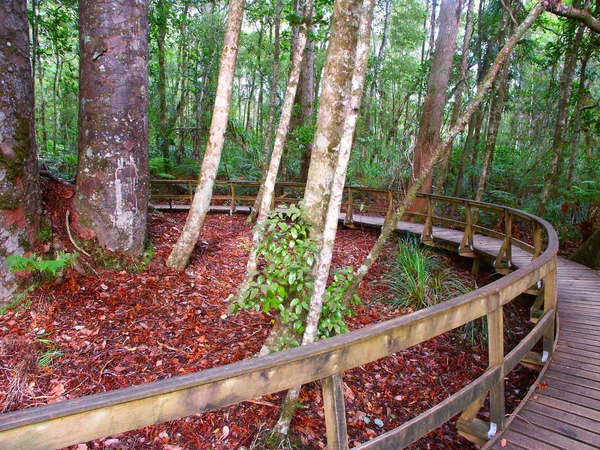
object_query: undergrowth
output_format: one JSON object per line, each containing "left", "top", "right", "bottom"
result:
{"left": 379, "top": 237, "right": 488, "bottom": 347}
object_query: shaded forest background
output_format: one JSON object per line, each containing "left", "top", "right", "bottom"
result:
{"left": 32, "top": 0, "right": 599, "bottom": 235}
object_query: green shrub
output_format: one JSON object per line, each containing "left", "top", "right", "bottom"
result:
{"left": 233, "top": 205, "right": 361, "bottom": 348}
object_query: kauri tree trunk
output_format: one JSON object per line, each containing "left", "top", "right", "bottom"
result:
{"left": 0, "top": 0, "right": 41, "bottom": 304}
{"left": 75, "top": 0, "right": 149, "bottom": 255}
{"left": 408, "top": 0, "right": 463, "bottom": 212}
{"left": 570, "top": 227, "right": 600, "bottom": 270}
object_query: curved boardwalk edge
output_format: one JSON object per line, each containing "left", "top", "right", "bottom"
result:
{"left": 487, "top": 257, "right": 600, "bottom": 450}
{"left": 0, "top": 193, "right": 561, "bottom": 450}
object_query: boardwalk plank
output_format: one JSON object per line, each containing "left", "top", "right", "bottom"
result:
{"left": 518, "top": 409, "right": 600, "bottom": 447}
{"left": 531, "top": 395, "right": 600, "bottom": 423}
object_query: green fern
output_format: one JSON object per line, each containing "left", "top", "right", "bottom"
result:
{"left": 6, "top": 251, "right": 78, "bottom": 279}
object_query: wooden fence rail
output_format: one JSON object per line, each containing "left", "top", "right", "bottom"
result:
{"left": 0, "top": 181, "right": 559, "bottom": 450}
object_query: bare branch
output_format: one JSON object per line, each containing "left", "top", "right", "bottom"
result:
{"left": 545, "top": 0, "right": 600, "bottom": 33}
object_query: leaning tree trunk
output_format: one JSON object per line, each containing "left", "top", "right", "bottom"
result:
{"left": 0, "top": 0, "right": 41, "bottom": 305}
{"left": 408, "top": 0, "right": 463, "bottom": 213}
{"left": 569, "top": 226, "right": 600, "bottom": 270}
{"left": 238, "top": 0, "right": 314, "bottom": 295}
{"left": 75, "top": 0, "right": 149, "bottom": 255}
{"left": 166, "top": 0, "right": 245, "bottom": 269}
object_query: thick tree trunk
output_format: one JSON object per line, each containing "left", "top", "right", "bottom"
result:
{"left": 408, "top": 0, "right": 463, "bottom": 213}
{"left": 569, "top": 227, "right": 600, "bottom": 269}
{"left": 434, "top": 0, "right": 474, "bottom": 194}
{"left": 538, "top": 23, "right": 585, "bottom": 216}
{"left": 0, "top": 0, "right": 41, "bottom": 304}
{"left": 75, "top": 0, "right": 149, "bottom": 255}
{"left": 166, "top": 0, "right": 245, "bottom": 270}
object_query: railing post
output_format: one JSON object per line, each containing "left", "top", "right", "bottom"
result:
{"left": 494, "top": 209, "right": 512, "bottom": 275}
{"left": 188, "top": 181, "right": 194, "bottom": 204}
{"left": 459, "top": 201, "right": 475, "bottom": 257}
{"left": 322, "top": 373, "right": 349, "bottom": 450}
{"left": 421, "top": 195, "right": 434, "bottom": 246}
{"left": 487, "top": 305, "right": 505, "bottom": 435}
{"left": 532, "top": 220, "right": 542, "bottom": 260}
{"left": 229, "top": 182, "right": 236, "bottom": 215}
{"left": 543, "top": 263, "right": 557, "bottom": 359}
{"left": 344, "top": 188, "right": 355, "bottom": 227}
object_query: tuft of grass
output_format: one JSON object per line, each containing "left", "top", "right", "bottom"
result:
{"left": 380, "top": 237, "right": 488, "bottom": 346}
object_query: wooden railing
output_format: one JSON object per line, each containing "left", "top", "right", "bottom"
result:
{"left": 0, "top": 181, "right": 559, "bottom": 450}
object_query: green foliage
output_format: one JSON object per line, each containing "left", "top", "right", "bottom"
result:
{"left": 233, "top": 205, "right": 361, "bottom": 348}
{"left": 380, "top": 237, "right": 487, "bottom": 346}
{"left": 6, "top": 251, "right": 78, "bottom": 280}
{"left": 36, "top": 338, "right": 63, "bottom": 367}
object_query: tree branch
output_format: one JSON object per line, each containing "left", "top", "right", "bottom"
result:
{"left": 545, "top": 0, "right": 600, "bottom": 33}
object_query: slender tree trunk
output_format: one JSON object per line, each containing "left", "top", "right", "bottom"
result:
{"left": 294, "top": 26, "right": 315, "bottom": 183}
{"left": 364, "top": 0, "right": 390, "bottom": 134}
{"left": 408, "top": 0, "right": 463, "bottom": 213}
{"left": 434, "top": 0, "right": 474, "bottom": 194}
{"left": 32, "top": 0, "right": 49, "bottom": 155}
{"left": 166, "top": 0, "right": 246, "bottom": 269}
{"left": 0, "top": 0, "right": 41, "bottom": 304}
{"left": 273, "top": 0, "right": 374, "bottom": 437}
{"left": 238, "top": 0, "right": 314, "bottom": 294}
{"left": 428, "top": 0, "right": 438, "bottom": 59}
{"left": 344, "top": 1, "right": 545, "bottom": 301}
{"left": 566, "top": 41, "right": 591, "bottom": 190}
{"left": 538, "top": 22, "right": 585, "bottom": 216}
{"left": 75, "top": 0, "right": 149, "bottom": 255}
{"left": 248, "top": 0, "right": 282, "bottom": 224}
{"left": 157, "top": 0, "right": 169, "bottom": 160}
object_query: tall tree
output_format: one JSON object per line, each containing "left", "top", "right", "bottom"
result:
{"left": 166, "top": 0, "right": 246, "bottom": 269}
{"left": 408, "top": 0, "right": 463, "bottom": 212}
{"left": 0, "top": 0, "right": 41, "bottom": 304}
{"left": 538, "top": 19, "right": 586, "bottom": 215}
{"left": 74, "top": 0, "right": 149, "bottom": 255}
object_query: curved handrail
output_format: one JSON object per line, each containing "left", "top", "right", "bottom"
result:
{"left": 0, "top": 181, "right": 559, "bottom": 450}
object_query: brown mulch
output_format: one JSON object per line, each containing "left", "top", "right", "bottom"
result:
{"left": 0, "top": 181, "right": 539, "bottom": 449}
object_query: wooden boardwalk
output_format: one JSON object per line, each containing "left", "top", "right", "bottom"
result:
{"left": 152, "top": 205, "right": 600, "bottom": 448}
{"left": 388, "top": 218, "right": 600, "bottom": 450}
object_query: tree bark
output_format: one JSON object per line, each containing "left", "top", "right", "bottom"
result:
{"left": 75, "top": 0, "right": 149, "bottom": 255}
{"left": 569, "top": 226, "right": 600, "bottom": 269}
{"left": 273, "top": 0, "right": 374, "bottom": 436}
{"left": 166, "top": 0, "right": 245, "bottom": 269}
{"left": 434, "top": 0, "right": 475, "bottom": 194}
{"left": 238, "top": 0, "right": 314, "bottom": 295}
{"left": 295, "top": 28, "right": 315, "bottom": 183}
{"left": 408, "top": 0, "right": 463, "bottom": 213}
{"left": 0, "top": 0, "right": 41, "bottom": 304}
{"left": 303, "top": 0, "right": 362, "bottom": 235}
{"left": 157, "top": 0, "right": 169, "bottom": 161}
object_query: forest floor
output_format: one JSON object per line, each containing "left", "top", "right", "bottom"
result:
{"left": 0, "top": 180, "right": 539, "bottom": 450}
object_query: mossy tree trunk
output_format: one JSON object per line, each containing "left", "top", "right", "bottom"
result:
{"left": 570, "top": 227, "right": 600, "bottom": 270}
{"left": 0, "top": 0, "right": 41, "bottom": 305}
{"left": 74, "top": 0, "right": 149, "bottom": 255}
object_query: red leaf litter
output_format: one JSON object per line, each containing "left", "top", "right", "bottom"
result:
{"left": 0, "top": 180, "right": 539, "bottom": 449}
